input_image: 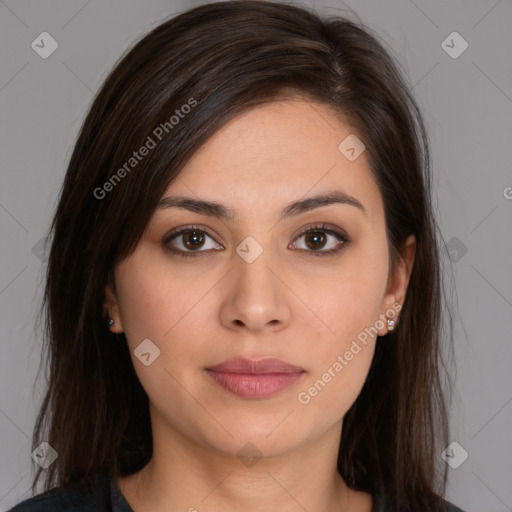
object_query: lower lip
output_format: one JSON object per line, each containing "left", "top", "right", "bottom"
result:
{"left": 205, "top": 370, "right": 305, "bottom": 398}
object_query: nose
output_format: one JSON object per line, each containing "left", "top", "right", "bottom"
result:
{"left": 218, "top": 250, "right": 292, "bottom": 333}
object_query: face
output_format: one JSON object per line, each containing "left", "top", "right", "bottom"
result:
{"left": 105, "top": 98, "right": 415, "bottom": 460}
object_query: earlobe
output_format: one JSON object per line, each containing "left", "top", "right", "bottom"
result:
{"left": 103, "top": 283, "right": 124, "bottom": 333}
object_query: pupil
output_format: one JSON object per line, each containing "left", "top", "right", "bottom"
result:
{"left": 306, "top": 231, "right": 325, "bottom": 250}
{"left": 184, "top": 230, "right": 204, "bottom": 250}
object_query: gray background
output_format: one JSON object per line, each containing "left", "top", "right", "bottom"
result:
{"left": 1, "top": 0, "right": 511, "bottom": 511}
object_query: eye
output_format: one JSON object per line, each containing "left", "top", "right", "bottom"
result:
{"left": 163, "top": 225, "right": 222, "bottom": 257}
{"left": 162, "top": 223, "right": 350, "bottom": 258}
{"left": 289, "top": 223, "right": 350, "bottom": 257}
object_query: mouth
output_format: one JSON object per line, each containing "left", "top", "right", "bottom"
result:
{"left": 204, "top": 357, "right": 306, "bottom": 399}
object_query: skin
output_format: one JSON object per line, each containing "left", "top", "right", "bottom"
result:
{"left": 105, "top": 98, "right": 416, "bottom": 512}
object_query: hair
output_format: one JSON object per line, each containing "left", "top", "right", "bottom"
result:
{"left": 30, "top": 1, "right": 455, "bottom": 510}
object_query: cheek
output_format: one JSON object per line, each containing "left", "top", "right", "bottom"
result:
{"left": 293, "top": 244, "right": 387, "bottom": 418}
{"left": 296, "top": 273, "right": 381, "bottom": 424}
{"left": 115, "top": 251, "right": 195, "bottom": 345}
{"left": 114, "top": 268, "right": 163, "bottom": 345}
{"left": 296, "top": 339, "right": 375, "bottom": 422}
{"left": 114, "top": 253, "right": 214, "bottom": 390}
{"left": 114, "top": 257, "right": 206, "bottom": 408}
{"left": 305, "top": 245, "right": 388, "bottom": 344}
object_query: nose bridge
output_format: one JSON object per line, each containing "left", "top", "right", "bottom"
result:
{"left": 220, "top": 233, "right": 290, "bottom": 331}
{"left": 234, "top": 234, "right": 279, "bottom": 301}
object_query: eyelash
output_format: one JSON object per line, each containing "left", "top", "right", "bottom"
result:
{"left": 162, "top": 223, "right": 351, "bottom": 259}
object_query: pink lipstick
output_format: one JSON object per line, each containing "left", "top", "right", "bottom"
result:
{"left": 205, "top": 357, "right": 305, "bottom": 399}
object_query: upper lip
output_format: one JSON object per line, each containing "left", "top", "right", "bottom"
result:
{"left": 206, "top": 357, "right": 305, "bottom": 374}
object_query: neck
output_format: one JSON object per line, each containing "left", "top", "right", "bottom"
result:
{"left": 117, "top": 418, "right": 372, "bottom": 512}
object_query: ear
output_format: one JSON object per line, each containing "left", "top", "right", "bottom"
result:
{"left": 104, "top": 281, "right": 124, "bottom": 333}
{"left": 377, "top": 234, "right": 416, "bottom": 336}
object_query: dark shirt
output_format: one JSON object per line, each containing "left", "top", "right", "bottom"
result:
{"left": 7, "top": 473, "right": 466, "bottom": 512}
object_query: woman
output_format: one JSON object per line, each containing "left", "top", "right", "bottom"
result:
{"left": 8, "top": 1, "right": 465, "bottom": 511}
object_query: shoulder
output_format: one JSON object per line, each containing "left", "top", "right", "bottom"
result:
{"left": 6, "top": 474, "right": 112, "bottom": 512}
{"left": 442, "top": 500, "right": 466, "bottom": 512}
{"left": 375, "top": 495, "right": 467, "bottom": 512}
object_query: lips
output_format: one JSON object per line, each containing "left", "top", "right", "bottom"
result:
{"left": 206, "top": 357, "right": 305, "bottom": 374}
{"left": 205, "top": 358, "right": 305, "bottom": 399}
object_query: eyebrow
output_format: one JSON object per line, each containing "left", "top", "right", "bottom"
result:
{"left": 157, "top": 190, "right": 367, "bottom": 222}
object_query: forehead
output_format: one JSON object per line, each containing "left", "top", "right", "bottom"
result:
{"left": 160, "top": 99, "right": 383, "bottom": 222}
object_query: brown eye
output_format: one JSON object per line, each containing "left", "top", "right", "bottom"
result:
{"left": 290, "top": 224, "right": 350, "bottom": 256}
{"left": 163, "top": 223, "right": 350, "bottom": 259}
{"left": 164, "top": 226, "right": 223, "bottom": 257}
{"left": 180, "top": 230, "right": 206, "bottom": 250}
{"left": 303, "top": 231, "right": 328, "bottom": 250}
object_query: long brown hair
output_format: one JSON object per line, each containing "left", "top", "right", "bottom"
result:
{"left": 32, "top": 1, "right": 454, "bottom": 510}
